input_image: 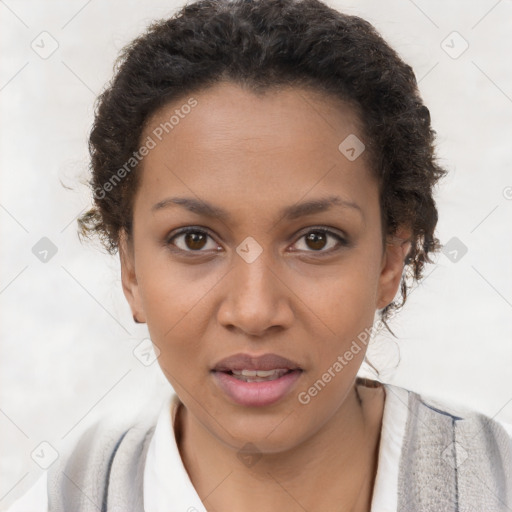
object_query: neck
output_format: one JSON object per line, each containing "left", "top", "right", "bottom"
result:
{"left": 175, "top": 379, "right": 384, "bottom": 512}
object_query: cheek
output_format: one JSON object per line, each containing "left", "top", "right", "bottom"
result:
{"left": 136, "top": 240, "right": 214, "bottom": 319}
{"left": 134, "top": 252, "right": 218, "bottom": 368}
{"left": 297, "top": 250, "right": 382, "bottom": 371}
{"left": 300, "top": 251, "right": 382, "bottom": 324}
{"left": 294, "top": 264, "right": 378, "bottom": 419}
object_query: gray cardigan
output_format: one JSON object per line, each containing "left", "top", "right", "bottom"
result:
{"left": 47, "top": 386, "right": 512, "bottom": 511}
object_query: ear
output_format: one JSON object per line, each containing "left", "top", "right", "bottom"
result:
{"left": 376, "top": 226, "right": 412, "bottom": 310}
{"left": 119, "top": 229, "right": 147, "bottom": 324}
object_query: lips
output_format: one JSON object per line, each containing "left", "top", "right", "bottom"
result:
{"left": 211, "top": 352, "right": 302, "bottom": 373}
{"left": 212, "top": 369, "right": 303, "bottom": 407}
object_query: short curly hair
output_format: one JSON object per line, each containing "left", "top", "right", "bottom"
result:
{"left": 78, "top": 0, "right": 447, "bottom": 331}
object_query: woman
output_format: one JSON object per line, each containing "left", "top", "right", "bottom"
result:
{"left": 8, "top": 0, "right": 512, "bottom": 510}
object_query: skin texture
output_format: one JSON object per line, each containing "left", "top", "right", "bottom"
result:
{"left": 119, "top": 82, "right": 411, "bottom": 511}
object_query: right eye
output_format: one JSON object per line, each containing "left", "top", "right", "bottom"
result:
{"left": 166, "top": 227, "right": 221, "bottom": 253}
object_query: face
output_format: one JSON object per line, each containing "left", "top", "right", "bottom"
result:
{"left": 120, "top": 82, "right": 409, "bottom": 453}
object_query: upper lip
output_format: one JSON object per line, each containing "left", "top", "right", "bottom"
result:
{"left": 212, "top": 353, "right": 302, "bottom": 372}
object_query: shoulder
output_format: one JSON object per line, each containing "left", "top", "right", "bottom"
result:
{"left": 390, "top": 382, "right": 512, "bottom": 433}
{"left": 382, "top": 382, "right": 512, "bottom": 511}
{"left": 383, "top": 381, "right": 512, "bottom": 443}
{"left": 4, "top": 409, "right": 163, "bottom": 512}
{"left": 47, "top": 413, "right": 158, "bottom": 512}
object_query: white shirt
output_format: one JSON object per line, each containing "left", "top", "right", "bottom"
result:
{"left": 6, "top": 383, "right": 512, "bottom": 512}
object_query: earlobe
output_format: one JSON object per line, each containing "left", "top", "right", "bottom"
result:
{"left": 376, "top": 228, "right": 412, "bottom": 310}
{"left": 119, "top": 229, "right": 147, "bottom": 324}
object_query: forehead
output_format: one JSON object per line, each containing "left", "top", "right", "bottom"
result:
{"left": 135, "top": 82, "right": 377, "bottom": 222}
{"left": 142, "top": 81, "right": 364, "bottom": 155}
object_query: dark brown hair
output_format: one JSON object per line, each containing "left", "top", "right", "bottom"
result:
{"left": 78, "top": 0, "right": 447, "bottom": 331}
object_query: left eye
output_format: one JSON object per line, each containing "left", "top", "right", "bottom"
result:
{"left": 292, "top": 228, "right": 347, "bottom": 253}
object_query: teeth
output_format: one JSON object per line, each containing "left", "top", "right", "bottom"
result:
{"left": 230, "top": 368, "right": 290, "bottom": 382}
{"left": 232, "top": 369, "right": 288, "bottom": 377}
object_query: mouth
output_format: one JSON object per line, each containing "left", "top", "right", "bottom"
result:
{"left": 211, "top": 367, "right": 303, "bottom": 407}
{"left": 211, "top": 352, "right": 303, "bottom": 373}
{"left": 210, "top": 352, "right": 304, "bottom": 406}
{"left": 218, "top": 368, "right": 297, "bottom": 383}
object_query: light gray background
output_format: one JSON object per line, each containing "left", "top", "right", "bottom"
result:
{"left": 1, "top": 0, "right": 511, "bottom": 508}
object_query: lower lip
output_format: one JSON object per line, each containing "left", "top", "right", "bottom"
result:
{"left": 212, "top": 370, "right": 303, "bottom": 407}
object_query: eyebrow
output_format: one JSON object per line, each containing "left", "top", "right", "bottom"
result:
{"left": 151, "top": 195, "right": 363, "bottom": 222}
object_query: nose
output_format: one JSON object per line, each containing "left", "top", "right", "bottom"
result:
{"left": 216, "top": 249, "right": 294, "bottom": 337}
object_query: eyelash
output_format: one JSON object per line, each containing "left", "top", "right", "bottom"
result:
{"left": 165, "top": 226, "right": 349, "bottom": 256}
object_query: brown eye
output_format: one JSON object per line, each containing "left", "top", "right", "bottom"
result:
{"left": 184, "top": 232, "right": 207, "bottom": 250}
{"left": 292, "top": 228, "right": 348, "bottom": 254}
{"left": 167, "top": 228, "right": 219, "bottom": 252}
{"left": 305, "top": 231, "right": 328, "bottom": 250}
